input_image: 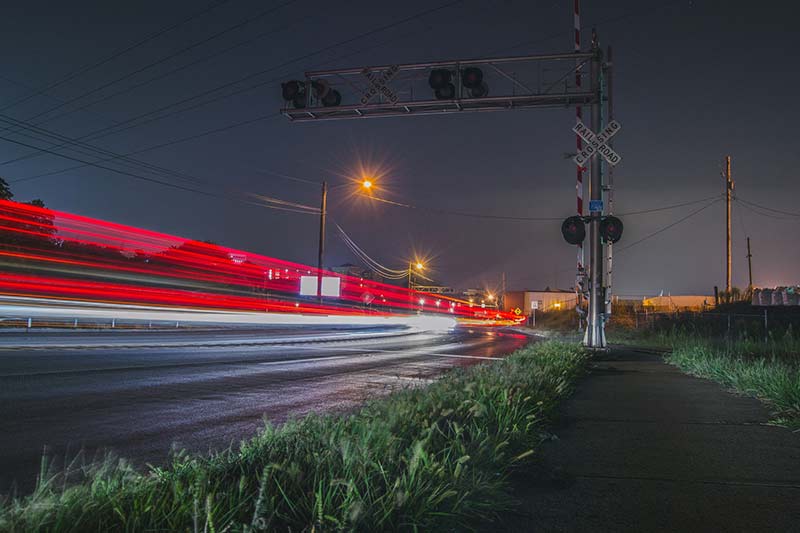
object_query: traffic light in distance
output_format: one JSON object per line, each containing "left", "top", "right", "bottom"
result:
{"left": 281, "top": 80, "right": 303, "bottom": 101}
{"left": 600, "top": 216, "right": 623, "bottom": 243}
{"left": 281, "top": 80, "right": 306, "bottom": 108}
{"left": 461, "top": 67, "right": 489, "bottom": 98}
{"left": 561, "top": 216, "right": 586, "bottom": 245}
{"left": 429, "top": 69, "right": 455, "bottom": 99}
{"left": 309, "top": 80, "right": 341, "bottom": 107}
{"left": 321, "top": 89, "right": 341, "bottom": 107}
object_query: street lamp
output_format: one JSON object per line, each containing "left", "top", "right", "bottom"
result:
{"left": 317, "top": 179, "right": 375, "bottom": 302}
{"left": 408, "top": 260, "right": 424, "bottom": 289}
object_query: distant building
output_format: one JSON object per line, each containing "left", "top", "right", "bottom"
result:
{"left": 504, "top": 288, "right": 577, "bottom": 314}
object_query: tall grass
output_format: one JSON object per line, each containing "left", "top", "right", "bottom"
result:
{"left": 664, "top": 332, "right": 800, "bottom": 429}
{"left": 0, "top": 341, "right": 587, "bottom": 532}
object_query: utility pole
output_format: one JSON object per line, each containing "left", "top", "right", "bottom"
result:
{"left": 584, "top": 32, "right": 605, "bottom": 348}
{"left": 407, "top": 261, "right": 413, "bottom": 290}
{"left": 317, "top": 180, "right": 328, "bottom": 303}
{"left": 725, "top": 156, "right": 733, "bottom": 294}
{"left": 746, "top": 236, "right": 753, "bottom": 291}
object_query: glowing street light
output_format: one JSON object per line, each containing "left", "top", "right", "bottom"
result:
{"left": 361, "top": 179, "right": 373, "bottom": 190}
{"left": 408, "top": 259, "right": 425, "bottom": 289}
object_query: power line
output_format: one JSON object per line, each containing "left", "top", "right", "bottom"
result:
{"left": 365, "top": 192, "right": 725, "bottom": 222}
{"left": 0, "top": 131, "right": 319, "bottom": 215}
{"left": 0, "top": 0, "right": 234, "bottom": 114}
{"left": 2, "top": 0, "right": 298, "bottom": 145}
{"left": 0, "top": 13, "right": 311, "bottom": 169}
{"left": 615, "top": 194, "right": 723, "bottom": 216}
{"left": 335, "top": 223, "right": 411, "bottom": 280}
{"left": 5, "top": 15, "right": 449, "bottom": 190}
{"left": 734, "top": 196, "right": 800, "bottom": 218}
{"left": 7, "top": 0, "right": 465, "bottom": 161}
{"left": 615, "top": 198, "right": 721, "bottom": 254}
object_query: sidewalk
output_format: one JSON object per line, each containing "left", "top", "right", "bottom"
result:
{"left": 502, "top": 347, "right": 800, "bottom": 532}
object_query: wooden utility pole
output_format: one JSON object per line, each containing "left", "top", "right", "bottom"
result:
{"left": 725, "top": 156, "right": 733, "bottom": 294}
{"left": 317, "top": 181, "right": 328, "bottom": 303}
{"left": 746, "top": 236, "right": 753, "bottom": 291}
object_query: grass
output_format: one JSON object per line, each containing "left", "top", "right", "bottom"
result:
{"left": 664, "top": 333, "right": 800, "bottom": 429}
{"left": 607, "top": 324, "right": 800, "bottom": 430}
{"left": 0, "top": 340, "right": 588, "bottom": 532}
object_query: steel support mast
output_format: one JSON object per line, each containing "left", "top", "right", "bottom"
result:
{"left": 584, "top": 38, "right": 605, "bottom": 348}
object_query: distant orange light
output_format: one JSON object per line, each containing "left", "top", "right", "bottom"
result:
{"left": 415, "top": 262, "right": 424, "bottom": 270}
{"left": 362, "top": 180, "right": 372, "bottom": 189}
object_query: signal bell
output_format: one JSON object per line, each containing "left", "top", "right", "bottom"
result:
{"left": 561, "top": 216, "right": 586, "bottom": 245}
{"left": 600, "top": 216, "right": 623, "bottom": 243}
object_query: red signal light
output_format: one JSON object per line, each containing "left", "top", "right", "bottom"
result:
{"left": 600, "top": 216, "right": 623, "bottom": 243}
{"left": 561, "top": 216, "right": 586, "bottom": 245}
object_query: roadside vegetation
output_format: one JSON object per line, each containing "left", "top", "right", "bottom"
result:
{"left": 606, "top": 305, "right": 800, "bottom": 429}
{"left": 0, "top": 341, "right": 588, "bottom": 532}
{"left": 529, "top": 305, "right": 800, "bottom": 429}
{"left": 662, "top": 331, "right": 800, "bottom": 429}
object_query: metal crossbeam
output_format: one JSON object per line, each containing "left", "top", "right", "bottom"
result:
{"left": 281, "top": 51, "right": 597, "bottom": 123}
{"left": 284, "top": 92, "right": 596, "bottom": 122}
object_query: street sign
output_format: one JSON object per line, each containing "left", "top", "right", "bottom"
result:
{"left": 589, "top": 199, "right": 604, "bottom": 212}
{"left": 513, "top": 307, "right": 522, "bottom": 316}
{"left": 531, "top": 301, "right": 539, "bottom": 310}
{"left": 572, "top": 119, "right": 622, "bottom": 168}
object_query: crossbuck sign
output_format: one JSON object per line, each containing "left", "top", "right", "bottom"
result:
{"left": 573, "top": 119, "right": 622, "bottom": 168}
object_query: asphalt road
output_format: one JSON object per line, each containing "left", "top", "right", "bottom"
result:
{"left": 0, "top": 326, "right": 530, "bottom": 494}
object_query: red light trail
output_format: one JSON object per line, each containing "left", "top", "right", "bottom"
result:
{"left": 0, "top": 199, "right": 522, "bottom": 325}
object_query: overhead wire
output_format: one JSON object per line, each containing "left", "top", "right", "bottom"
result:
{"left": 0, "top": 0, "right": 300, "bottom": 153}
{"left": 5, "top": 4, "right": 458, "bottom": 190}
{"left": 734, "top": 196, "right": 800, "bottom": 218}
{"left": 365, "top": 191, "right": 726, "bottom": 222}
{"left": 0, "top": 131, "right": 319, "bottom": 215}
{"left": 0, "top": 0, "right": 235, "bottom": 114}
{"left": 2, "top": 0, "right": 465, "bottom": 163}
{"left": 335, "top": 224, "right": 410, "bottom": 280}
{"left": 614, "top": 198, "right": 722, "bottom": 254}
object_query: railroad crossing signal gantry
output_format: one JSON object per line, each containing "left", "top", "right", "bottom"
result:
{"left": 280, "top": 45, "right": 613, "bottom": 348}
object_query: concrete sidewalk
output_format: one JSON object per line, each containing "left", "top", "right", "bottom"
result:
{"left": 502, "top": 347, "right": 800, "bottom": 532}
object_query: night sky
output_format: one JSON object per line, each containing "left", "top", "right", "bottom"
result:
{"left": 1, "top": 0, "right": 797, "bottom": 297}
